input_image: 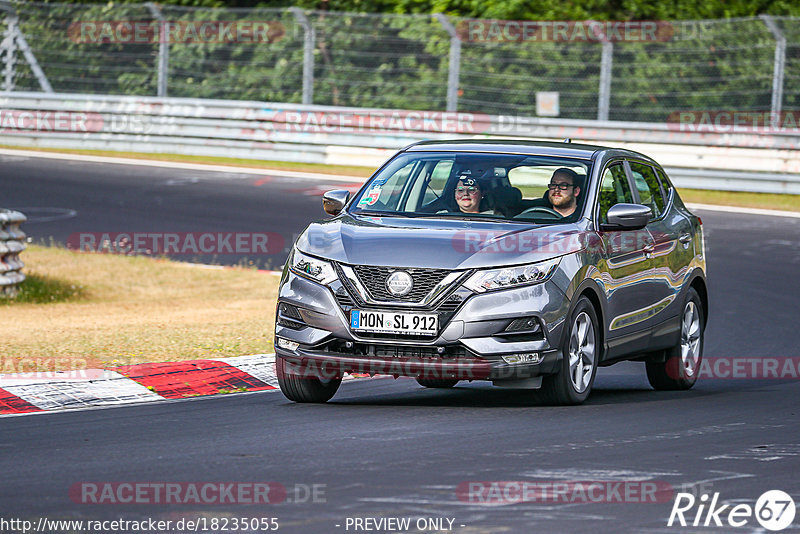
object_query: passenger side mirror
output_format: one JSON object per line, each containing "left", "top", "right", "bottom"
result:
{"left": 322, "top": 189, "right": 350, "bottom": 216}
{"left": 600, "top": 203, "right": 651, "bottom": 231}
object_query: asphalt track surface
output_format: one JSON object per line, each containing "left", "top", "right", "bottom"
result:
{"left": 2, "top": 154, "right": 800, "bottom": 533}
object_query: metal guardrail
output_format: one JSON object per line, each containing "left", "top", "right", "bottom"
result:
{"left": 0, "top": 208, "right": 26, "bottom": 297}
{"left": 0, "top": 91, "right": 799, "bottom": 194}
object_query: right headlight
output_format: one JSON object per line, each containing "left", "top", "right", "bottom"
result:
{"left": 463, "top": 257, "right": 560, "bottom": 293}
{"left": 288, "top": 248, "right": 338, "bottom": 285}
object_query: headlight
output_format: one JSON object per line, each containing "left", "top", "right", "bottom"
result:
{"left": 463, "top": 257, "right": 560, "bottom": 293}
{"left": 288, "top": 248, "right": 338, "bottom": 285}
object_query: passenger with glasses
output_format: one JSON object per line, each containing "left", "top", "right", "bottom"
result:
{"left": 453, "top": 175, "right": 487, "bottom": 214}
{"left": 547, "top": 168, "right": 582, "bottom": 218}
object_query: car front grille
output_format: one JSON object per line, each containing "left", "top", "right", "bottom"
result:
{"left": 351, "top": 265, "right": 452, "bottom": 303}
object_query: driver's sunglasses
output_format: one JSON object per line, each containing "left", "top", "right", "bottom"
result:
{"left": 456, "top": 186, "right": 479, "bottom": 195}
{"left": 548, "top": 182, "right": 575, "bottom": 191}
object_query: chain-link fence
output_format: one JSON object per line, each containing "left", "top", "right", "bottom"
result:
{"left": 1, "top": 1, "right": 798, "bottom": 122}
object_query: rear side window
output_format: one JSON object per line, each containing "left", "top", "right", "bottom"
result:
{"left": 629, "top": 162, "right": 665, "bottom": 218}
{"left": 598, "top": 163, "right": 634, "bottom": 224}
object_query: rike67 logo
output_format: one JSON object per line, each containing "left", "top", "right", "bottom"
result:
{"left": 668, "top": 490, "right": 795, "bottom": 531}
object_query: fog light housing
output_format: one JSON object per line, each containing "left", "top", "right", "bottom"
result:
{"left": 502, "top": 353, "right": 542, "bottom": 364}
{"left": 276, "top": 337, "right": 300, "bottom": 351}
{"left": 505, "top": 316, "right": 542, "bottom": 334}
{"left": 277, "top": 302, "right": 305, "bottom": 330}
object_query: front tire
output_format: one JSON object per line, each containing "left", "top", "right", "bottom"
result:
{"left": 646, "top": 287, "right": 704, "bottom": 390}
{"left": 540, "top": 296, "right": 599, "bottom": 405}
{"left": 276, "top": 357, "right": 342, "bottom": 403}
{"left": 415, "top": 378, "right": 459, "bottom": 389}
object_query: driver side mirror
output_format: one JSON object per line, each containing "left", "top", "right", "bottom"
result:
{"left": 322, "top": 189, "right": 350, "bottom": 216}
{"left": 600, "top": 203, "right": 651, "bottom": 231}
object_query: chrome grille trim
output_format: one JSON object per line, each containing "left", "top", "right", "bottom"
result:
{"left": 338, "top": 264, "right": 469, "bottom": 308}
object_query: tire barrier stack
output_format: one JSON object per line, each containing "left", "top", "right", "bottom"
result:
{"left": 0, "top": 209, "right": 27, "bottom": 297}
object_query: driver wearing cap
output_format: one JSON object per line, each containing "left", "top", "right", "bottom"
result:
{"left": 454, "top": 175, "right": 486, "bottom": 214}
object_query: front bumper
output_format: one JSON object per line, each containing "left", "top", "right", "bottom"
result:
{"left": 276, "top": 345, "right": 561, "bottom": 381}
{"left": 274, "top": 270, "right": 570, "bottom": 382}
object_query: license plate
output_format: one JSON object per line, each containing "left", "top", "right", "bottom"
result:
{"left": 350, "top": 310, "right": 438, "bottom": 335}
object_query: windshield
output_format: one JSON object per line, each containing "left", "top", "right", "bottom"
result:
{"left": 350, "top": 151, "right": 592, "bottom": 224}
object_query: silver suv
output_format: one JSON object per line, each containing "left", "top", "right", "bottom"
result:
{"left": 274, "top": 140, "right": 708, "bottom": 405}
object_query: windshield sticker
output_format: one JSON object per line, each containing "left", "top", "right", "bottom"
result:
{"left": 358, "top": 187, "right": 382, "bottom": 206}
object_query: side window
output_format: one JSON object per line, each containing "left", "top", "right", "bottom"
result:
{"left": 655, "top": 167, "right": 673, "bottom": 200}
{"left": 598, "top": 163, "right": 634, "bottom": 224}
{"left": 629, "top": 162, "right": 665, "bottom": 218}
{"left": 368, "top": 161, "right": 416, "bottom": 209}
{"left": 421, "top": 160, "right": 453, "bottom": 204}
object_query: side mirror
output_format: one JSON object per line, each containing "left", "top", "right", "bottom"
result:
{"left": 322, "top": 189, "right": 350, "bottom": 216}
{"left": 600, "top": 203, "right": 651, "bottom": 231}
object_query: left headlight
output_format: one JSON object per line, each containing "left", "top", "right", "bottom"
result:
{"left": 288, "top": 248, "right": 338, "bottom": 285}
{"left": 463, "top": 257, "right": 560, "bottom": 293}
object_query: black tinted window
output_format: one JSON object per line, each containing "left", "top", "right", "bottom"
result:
{"left": 598, "top": 163, "right": 633, "bottom": 224}
{"left": 629, "top": 162, "right": 666, "bottom": 218}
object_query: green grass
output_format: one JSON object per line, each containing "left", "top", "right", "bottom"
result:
{"left": 1, "top": 272, "right": 85, "bottom": 304}
{"left": 678, "top": 188, "right": 800, "bottom": 212}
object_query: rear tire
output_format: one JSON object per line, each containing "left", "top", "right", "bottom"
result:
{"left": 276, "top": 357, "right": 342, "bottom": 403}
{"left": 540, "top": 296, "right": 599, "bottom": 405}
{"left": 415, "top": 378, "right": 459, "bottom": 389}
{"left": 646, "top": 287, "right": 704, "bottom": 391}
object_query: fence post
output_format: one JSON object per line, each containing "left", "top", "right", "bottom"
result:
{"left": 289, "top": 7, "right": 315, "bottom": 106}
{"left": 146, "top": 2, "right": 168, "bottom": 98}
{"left": 1, "top": 3, "right": 53, "bottom": 93}
{"left": 1, "top": 13, "right": 16, "bottom": 91}
{"left": 0, "top": 209, "right": 26, "bottom": 298}
{"left": 434, "top": 14, "right": 461, "bottom": 113}
{"left": 598, "top": 40, "right": 613, "bottom": 121}
{"left": 760, "top": 15, "right": 786, "bottom": 129}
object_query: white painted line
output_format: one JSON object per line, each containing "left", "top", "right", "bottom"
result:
{"left": 2, "top": 371, "right": 161, "bottom": 411}
{"left": 687, "top": 202, "right": 800, "bottom": 219}
{"left": 0, "top": 148, "right": 368, "bottom": 183}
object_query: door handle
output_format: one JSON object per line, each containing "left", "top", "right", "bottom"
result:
{"left": 679, "top": 233, "right": 692, "bottom": 244}
{"left": 643, "top": 243, "right": 655, "bottom": 254}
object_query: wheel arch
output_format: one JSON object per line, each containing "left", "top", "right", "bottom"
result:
{"left": 572, "top": 279, "right": 607, "bottom": 362}
{"left": 688, "top": 270, "right": 709, "bottom": 325}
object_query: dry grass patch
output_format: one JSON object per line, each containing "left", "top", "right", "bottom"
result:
{"left": 1, "top": 245, "right": 279, "bottom": 372}
{"left": 679, "top": 188, "right": 800, "bottom": 212}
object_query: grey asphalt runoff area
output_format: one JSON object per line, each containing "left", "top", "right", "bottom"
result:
{"left": 1, "top": 154, "right": 799, "bottom": 533}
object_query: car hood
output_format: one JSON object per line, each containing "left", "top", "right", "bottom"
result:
{"left": 295, "top": 213, "right": 589, "bottom": 270}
